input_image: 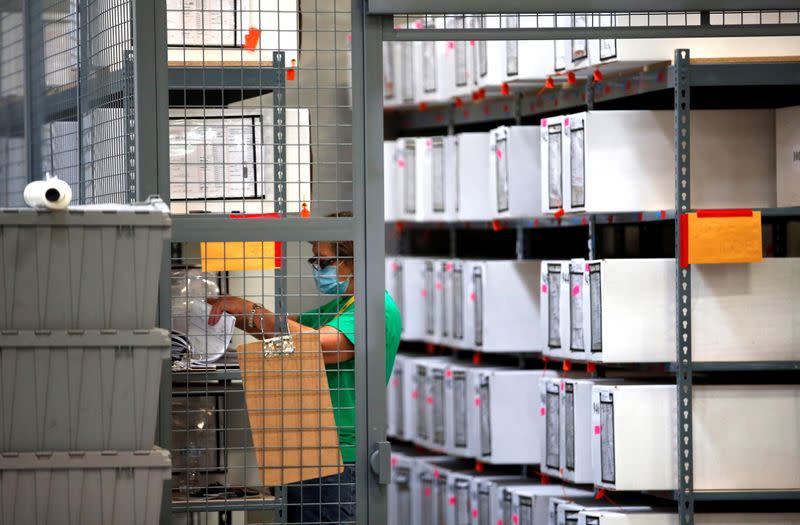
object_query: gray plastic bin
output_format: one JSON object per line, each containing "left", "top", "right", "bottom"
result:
{"left": 0, "top": 329, "right": 169, "bottom": 452}
{"left": 0, "top": 198, "right": 171, "bottom": 330}
{"left": 0, "top": 448, "right": 170, "bottom": 525}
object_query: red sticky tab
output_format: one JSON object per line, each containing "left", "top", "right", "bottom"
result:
{"left": 541, "top": 118, "right": 547, "bottom": 127}
{"left": 658, "top": 70, "right": 667, "bottom": 83}
{"left": 229, "top": 212, "right": 281, "bottom": 219}
{"left": 454, "top": 97, "right": 463, "bottom": 108}
{"left": 426, "top": 138, "right": 433, "bottom": 149}
{"left": 394, "top": 222, "right": 405, "bottom": 234}
{"left": 472, "top": 352, "right": 482, "bottom": 365}
{"left": 593, "top": 68, "right": 603, "bottom": 82}
{"left": 581, "top": 216, "right": 587, "bottom": 225}
{"left": 300, "top": 203, "right": 311, "bottom": 218}
{"left": 418, "top": 102, "right": 429, "bottom": 112}
{"left": 562, "top": 360, "right": 572, "bottom": 372}
{"left": 638, "top": 212, "right": 644, "bottom": 222}
{"left": 242, "top": 27, "right": 261, "bottom": 50}
{"left": 478, "top": 88, "right": 486, "bottom": 99}
{"left": 544, "top": 77, "right": 555, "bottom": 89}
{"left": 475, "top": 461, "right": 485, "bottom": 472}
{"left": 534, "top": 218, "right": 540, "bottom": 228}
{"left": 567, "top": 71, "right": 576, "bottom": 84}
{"left": 679, "top": 213, "right": 689, "bottom": 268}
{"left": 539, "top": 406, "right": 546, "bottom": 416}
{"left": 491, "top": 220, "right": 503, "bottom": 232}
{"left": 472, "top": 91, "right": 481, "bottom": 101}
{"left": 554, "top": 208, "right": 565, "bottom": 219}
{"left": 564, "top": 117, "right": 570, "bottom": 126}
{"left": 539, "top": 473, "right": 550, "bottom": 484}
{"left": 586, "top": 362, "right": 597, "bottom": 374}
{"left": 426, "top": 343, "right": 435, "bottom": 354}
{"left": 594, "top": 425, "right": 602, "bottom": 435}
{"left": 286, "top": 68, "right": 296, "bottom": 81}
{"left": 660, "top": 210, "right": 667, "bottom": 220}
{"left": 449, "top": 496, "right": 457, "bottom": 506}
{"left": 595, "top": 489, "right": 606, "bottom": 500}
{"left": 346, "top": 33, "right": 352, "bottom": 43}
{"left": 500, "top": 82, "right": 510, "bottom": 96}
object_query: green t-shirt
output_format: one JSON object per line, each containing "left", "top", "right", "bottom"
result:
{"left": 297, "top": 290, "right": 401, "bottom": 463}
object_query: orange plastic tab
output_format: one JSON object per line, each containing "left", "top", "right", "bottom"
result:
{"left": 586, "top": 362, "right": 597, "bottom": 374}
{"left": 475, "top": 461, "right": 485, "bottom": 472}
{"left": 539, "top": 473, "right": 550, "bottom": 484}
{"left": 491, "top": 219, "right": 503, "bottom": 232}
{"left": 300, "top": 203, "right": 311, "bottom": 218}
{"left": 242, "top": 27, "right": 261, "bottom": 50}
{"left": 595, "top": 489, "right": 606, "bottom": 500}
{"left": 201, "top": 241, "right": 281, "bottom": 272}
{"left": 454, "top": 97, "right": 463, "bottom": 108}
{"left": 683, "top": 210, "right": 762, "bottom": 266}
{"left": 592, "top": 68, "right": 603, "bottom": 82}
{"left": 566, "top": 72, "right": 576, "bottom": 84}
{"left": 544, "top": 77, "right": 555, "bottom": 89}
{"left": 418, "top": 102, "right": 429, "bottom": 111}
{"left": 472, "top": 352, "right": 482, "bottom": 365}
{"left": 554, "top": 208, "right": 565, "bottom": 219}
{"left": 286, "top": 68, "right": 296, "bottom": 81}
{"left": 500, "top": 82, "right": 510, "bottom": 95}
{"left": 562, "top": 359, "right": 571, "bottom": 372}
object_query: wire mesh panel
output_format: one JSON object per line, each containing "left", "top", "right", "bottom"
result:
{"left": 170, "top": 237, "right": 372, "bottom": 524}
{"left": 0, "top": 0, "right": 135, "bottom": 206}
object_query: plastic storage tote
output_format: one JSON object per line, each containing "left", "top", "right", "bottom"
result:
{"left": 0, "top": 448, "right": 170, "bottom": 525}
{"left": 0, "top": 329, "right": 169, "bottom": 452}
{"left": 0, "top": 198, "right": 170, "bottom": 330}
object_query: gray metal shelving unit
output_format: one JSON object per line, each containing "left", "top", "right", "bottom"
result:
{"left": 374, "top": 8, "right": 800, "bottom": 523}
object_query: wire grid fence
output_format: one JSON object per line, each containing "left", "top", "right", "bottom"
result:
{"left": 170, "top": 241, "right": 356, "bottom": 524}
{"left": 0, "top": 0, "right": 135, "bottom": 207}
{"left": 167, "top": 0, "right": 356, "bottom": 523}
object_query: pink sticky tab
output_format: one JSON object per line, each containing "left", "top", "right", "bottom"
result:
{"left": 498, "top": 520, "right": 504, "bottom": 525}
{"left": 426, "top": 395, "right": 433, "bottom": 405}
{"left": 421, "top": 288, "right": 428, "bottom": 298}
{"left": 469, "top": 292, "right": 476, "bottom": 302}
{"left": 539, "top": 406, "right": 546, "bottom": 416}
{"left": 391, "top": 261, "right": 399, "bottom": 272}
{"left": 411, "top": 390, "right": 419, "bottom": 400}
{"left": 397, "top": 159, "right": 406, "bottom": 168}
{"left": 594, "top": 425, "right": 602, "bottom": 435}
{"left": 426, "top": 138, "right": 433, "bottom": 149}
{"left": 572, "top": 285, "right": 580, "bottom": 297}
{"left": 541, "top": 283, "right": 548, "bottom": 294}
{"left": 414, "top": 19, "right": 423, "bottom": 29}
{"left": 436, "top": 281, "right": 443, "bottom": 290}
{"left": 391, "top": 456, "right": 398, "bottom": 466}
{"left": 449, "top": 496, "right": 457, "bottom": 506}
{"left": 585, "top": 263, "right": 590, "bottom": 272}
{"left": 446, "top": 262, "right": 453, "bottom": 272}
{"left": 425, "top": 486, "right": 432, "bottom": 497}
{"left": 448, "top": 41, "right": 455, "bottom": 50}
{"left": 513, "top": 515, "right": 519, "bottom": 525}
{"left": 391, "top": 377, "right": 399, "bottom": 387}
{"left": 433, "top": 469, "right": 440, "bottom": 479}
{"left": 561, "top": 380, "right": 565, "bottom": 391}
{"left": 446, "top": 368, "right": 453, "bottom": 378}
{"left": 346, "top": 33, "right": 352, "bottom": 43}
{"left": 495, "top": 148, "right": 503, "bottom": 160}
{"left": 564, "top": 117, "right": 570, "bottom": 126}
{"left": 474, "top": 395, "right": 481, "bottom": 407}
{"left": 472, "top": 509, "right": 479, "bottom": 519}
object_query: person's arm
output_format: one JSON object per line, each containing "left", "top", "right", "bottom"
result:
{"left": 208, "top": 296, "right": 354, "bottom": 364}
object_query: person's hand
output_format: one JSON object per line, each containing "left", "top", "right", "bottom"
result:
{"left": 207, "top": 296, "right": 248, "bottom": 326}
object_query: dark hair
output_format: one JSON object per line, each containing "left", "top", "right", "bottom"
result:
{"left": 326, "top": 211, "right": 353, "bottom": 259}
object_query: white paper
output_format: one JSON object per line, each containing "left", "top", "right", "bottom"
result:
{"left": 169, "top": 116, "right": 261, "bottom": 200}
{"left": 167, "top": 0, "right": 237, "bottom": 47}
{"left": 176, "top": 300, "right": 236, "bottom": 365}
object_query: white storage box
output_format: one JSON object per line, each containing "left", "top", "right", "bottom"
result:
{"left": 387, "top": 353, "right": 408, "bottom": 439}
{"left": 539, "top": 377, "right": 562, "bottom": 479}
{"left": 383, "top": 42, "right": 398, "bottom": 106}
{"left": 469, "top": 475, "right": 528, "bottom": 525}
{"left": 415, "top": 457, "right": 470, "bottom": 525}
{"left": 540, "top": 261, "right": 570, "bottom": 359}
{"left": 445, "top": 260, "right": 469, "bottom": 350}
{"left": 0, "top": 330, "right": 168, "bottom": 452}
{"left": 393, "top": 353, "right": 418, "bottom": 442}
{"left": 389, "top": 449, "right": 450, "bottom": 525}
{"left": 414, "top": 17, "right": 452, "bottom": 105}
{"left": 777, "top": 105, "right": 800, "bottom": 207}
{"left": 385, "top": 140, "right": 400, "bottom": 221}
{"left": 582, "top": 258, "right": 800, "bottom": 363}
{"left": 592, "top": 384, "right": 800, "bottom": 491}
{"left": 166, "top": 0, "right": 299, "bottom": 66}
{"left": 456, "top": 133, "right": 494, "bottom": 222}
{"left": 489, "top": 126, "right": 541, "bottom": 219}
{"left": 389, "top": 257, "right": 426, "bottom": 342}
{"left": 396, "top": 138, "right": 418, "bottom": 221}
{"left": 169, "top": 107, "right": 311, "bottom": 214}
{"left": 416, "top": 137, "right": 458, "bottom": 222}
{"left": 466, "top": 260, "right": 542, "bottom": 352}
{"left": 509, "top": 484, "right": 594, "bottom": 525}
{"left": 504, "top": 15, "right": 556, "bottom": 85}
{"left": 420, "top": 259, "right": 447, "bottom": 345}
{"left": 471, "top": 15, "right": 506, "bottom": 91}
{"left": 550, "top": 498, "right": 651, "bottom": 525}
{"left": 472, "top": 369, "right": 555, "bottom": 464}
{"left": 445, "top": 15, "right": 474, "bottom": 100}
{"left": 410, "top": 356, "right": 451, "bottom": 449}
{"left": 578, "top": 510, "right": 800, "bottom": 525}
{"left": 0, "top": 448, "right": 170, "bottom": 525}
{"left": 552, "top": 110, "right": 776, "bottom": 213}
{"left": 540, "top": 115, "right": 567, "bottom": 215}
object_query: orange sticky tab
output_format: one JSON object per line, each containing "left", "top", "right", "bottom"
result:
{"left": 554, "top": 208, "right": 565, "bottom": 219}
{"left": 201, "top": 241, "right": 281, "bottom": 271}
{"left": 286, "top": 68, "right": 296, "bottom": 81}
{"left": 562, "top": 359, "right": 571, "bottom": 372}
{"left": 593, "top": 69, "right": 603, "bottom": 82}
{"left": 242, "top": 27, "right": 261, "bottom": 50}
{"left": 500, "top": 82, "right": 510, "bottom": 96}
{"left": 491, "top": 219, "right": 503, "bottom": 232}
{"left": 567, "top": 72, "right": 576, "bottom": 85}
{"left": 300, "top": 203, "right": 311, "bottom": 218}
{"left": 418, "top": 102, "right": 429, "bottom": 112}
{"left": 544, "top": 77, "right": 555, "bottom": 89}
{"left": 586, "top": 362, "right": 597, "bottom": 374}
{"left": 684, "top": 210, "right": 762, "bottom": 265}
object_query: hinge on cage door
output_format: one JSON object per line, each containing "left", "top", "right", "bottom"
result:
{"left": 370, "top": 441, "right": 392, "bottom": 485}
{"left": 262, "top": 334, "right": 296, "bottom": 357}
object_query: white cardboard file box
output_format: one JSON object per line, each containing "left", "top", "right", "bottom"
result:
{"left": 387, "top": 353, "right": 408, "bottom": 439}
{"left": 396, "top": 138, "right": 419, "bottom": 221}
{"left": 410, "top": 356, "right": 451, "bottom": 449}
{"left": 169, "top": 107, "right": 311, "bottom": 214}
{"left": 550, "top": 498, "right": 651, "bottom": 525}
{"left": 578, "top": 510, "right": 800, "bottom": 525}
{"left": 456, "top": 133, "right": 494, "bottom": 222}
{"left": 469, "top": 475, "right": 527, "bottom": 525}
{"left": 385, "top": 140, "right": 400, "bottom": 221}
{"left": 540, "top": 261, "right": 570, "bottom": 359}
{"left": 414, "top": 17, "right": 452, "bottom": 105}
{"left": 510, "top": 484, "right": 594, "bottom": 525}
{"left": 539, "top": 377, "right": 563, "bottom": 479}
{"left": 445, "top": 15, "right": 474, "bottom": 100}
{"left": 166, "top": 0, "right": 299, "bottom": 66}
{"left": 583, "top": 258, "right": 800, "bottom": 363}
{"left": 466, "top": 260, "right": 542, "bottom": 353}
{"left": 555, "top": 110, "right": 776, "bottom": 213}
{"left": 415, "top": 458, "right": 471, "bottom": 525}
{"left": 445, "top": 260, "right": 469, "bottom": 350}
{"left": 389, "top": 449, "right": 450, "bottom": 525}
{"left": 489, "top": 126, "right": 541, "bottom": 219}
{"left": 592, "top": 384, "right": 800, "bottom": 491}
{"left": 777, "top": 105, "right": 800, "bottom": 207}
{"left": 540, "top": 115, "right": 567, "bottom": 215}
{"left": 416, "top": 137, "right": 458, "bottom": 222}
{"left": 393, "top": 257, "right": 427, "bottom": 342}
{"left": 421, "top": 258, "right": 447, "bottom": 345}
{"left": 471, "top": 15, "right": 506, "bottom": 91}
{"left": 472, "top": 369, "right": 555, "bottom": 464}
{"left": 504, "top": 15, "right": 555, "bottom": 85}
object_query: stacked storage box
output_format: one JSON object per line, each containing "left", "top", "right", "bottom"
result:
{"left": 0, "top": 199, "right": 172, "bottom": 524}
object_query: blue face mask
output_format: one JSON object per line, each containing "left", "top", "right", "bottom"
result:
{"left": 313, "top": 265, "right": 350, "bottom": 295}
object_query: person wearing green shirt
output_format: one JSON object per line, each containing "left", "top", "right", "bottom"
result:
{"left": 207, "top": 212, "right": 402, "bottom": 524}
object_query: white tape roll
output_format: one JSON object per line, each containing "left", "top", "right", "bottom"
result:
{"left": 23, "top": 175, "right": 72, "bottom": 210}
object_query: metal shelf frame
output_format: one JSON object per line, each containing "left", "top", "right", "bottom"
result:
{"left": 375, "top": 8, "right": 800, "bottom": 524}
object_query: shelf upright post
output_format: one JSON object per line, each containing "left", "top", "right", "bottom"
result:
{"left": 272, "top": 51, "right": 289, "bottom": 334}
{"left": 22, "top": 0, "right": 44, "bottom": 183}
{"left": 673, "top": 48, "right": 694, "bottom": 525}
